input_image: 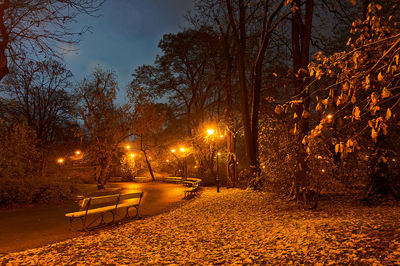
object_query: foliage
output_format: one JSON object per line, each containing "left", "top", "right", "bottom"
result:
{"left": 0, "top": 120, "right": 40, "bottom": 179}
{"left": 120, "top": 153, "right": 136, "bottom": 179}
{"left": 307, "top": 1, "right": 400, "bottom": 197}
{"left": 0, "top": 177, "right": 78, "bottom": 205}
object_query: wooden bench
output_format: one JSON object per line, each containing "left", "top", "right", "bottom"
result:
{"left": 164, "top": 177, "right": 183, "bottom": 183}
{"left": 65, "top": 192, "right": 143, "bottom": 231}
{"left": 184, "top": 181, "right": 200, "bottom": 198}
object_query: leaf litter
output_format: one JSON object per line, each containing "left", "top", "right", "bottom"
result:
{"left": 1, "top": 188, "right": 400, "bottom": 265}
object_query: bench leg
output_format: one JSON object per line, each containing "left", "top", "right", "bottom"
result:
{"left": 135, "top": 206, "right": 141, "bottom": 219}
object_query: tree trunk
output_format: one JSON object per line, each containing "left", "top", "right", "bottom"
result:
{"left": 365, "top": 135, "right": 400, "bottom": 199}
{"left": 140, "top": 135, "right": 155, "bottom": 181}
{"left": 217, "top": 19, "right": 237, "bottom": 188}
{"left": 96, "top": 156, "right": 110, "bottom": 190}
{"left": 142, "top": 149, "right": 155, "bottom": 181}
{"left": 226, "top": 0, "right": 257, "bottom": 174}
{"left": 0, "top": 0, "right": 10, "bottom": 81}
{"left": 291, "top": 0, "right": 314, "bottom": 206}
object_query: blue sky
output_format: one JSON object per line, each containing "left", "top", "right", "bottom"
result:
{"left": 64, "top": 0, "right": 194, "bottom": 104}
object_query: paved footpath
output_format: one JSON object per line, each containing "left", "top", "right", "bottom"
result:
{"left": 0, "top": 181, "right": 186, "bottom": 254}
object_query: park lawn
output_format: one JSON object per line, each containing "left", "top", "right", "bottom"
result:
{"left": 1, "top": 187, "right": 400, "bottom": 264}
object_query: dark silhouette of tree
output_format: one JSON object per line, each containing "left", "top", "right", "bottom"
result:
{"left": 75, "top": 68, "right": 134, "bottom": 189}
{"left": 0, "top": 59, "right": 74, "bottom": 173}
{"left": 225, "top": 0, "right": 288, "bottom": 186}
{"left": 0, "top": 0, "right": 104, "bottom": 81}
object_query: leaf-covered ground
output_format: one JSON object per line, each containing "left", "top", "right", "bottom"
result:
{"left": 1, "top": 187, "right": 400, "bottom": 265}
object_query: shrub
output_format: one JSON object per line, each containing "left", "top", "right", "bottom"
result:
{"left": 0, "top": 177, "right": 78, "bottom": 206}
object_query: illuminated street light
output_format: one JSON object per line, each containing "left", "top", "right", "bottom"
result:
{"left": 125, "top": 145, "right": 131, "bottom": 149}
{"left": 217, "top": 152, "right": 221, "bottom": 156}
{"left": 327, "top": 114, "right": 333, "bottom": 120}
{"left": 219, "top": 135, "right": 224, "bottom": 138}
{"left": 180, "top": 147, "right": 185, "bottom": 152}
{"left": 57, "top": 158, "right": 64, "bottom": 164}
{"left": 171, "top": 149, "right": 176, "bottom": 153}
{"left": 166, "top": 159, "right": 169, "bottom": 163}
{"left": 75, "top": 150, "right": 81, "bottom": 155}
{"left": 130, "top": 153, "right": 135, "bottom": 158}
{"left": 207, "top": 128, "right": 215, "bottom": 135}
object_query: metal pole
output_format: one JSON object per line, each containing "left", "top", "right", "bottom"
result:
{"left": 216, "top": 152, "right": 220, "bottom": 192}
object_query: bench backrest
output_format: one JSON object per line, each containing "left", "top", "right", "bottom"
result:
{"left": 81, "top": 194, "right": 119, "bottom": 210}
{"left": 118, "top": 192, "right": 143, "bottom": 201}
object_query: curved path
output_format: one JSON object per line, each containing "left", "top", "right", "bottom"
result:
{"left": 0, "top": 181, "right": 187, "bottom": 254}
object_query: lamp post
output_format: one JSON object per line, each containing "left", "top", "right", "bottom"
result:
{"left": 216, "top": 152, "right": 221, "bottom": 192}
{"left": 207, "top": 128, "right": 220, "bottom": 193}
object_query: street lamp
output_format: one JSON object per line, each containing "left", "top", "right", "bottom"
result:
{"left": 57, "top": 158, "right": 64, "bottom": 164}
{"left": 206, "top": 128, "right": 220, "bottom": 192}
{"left": 207, "top": 129, "right": 215, "bottom": 136}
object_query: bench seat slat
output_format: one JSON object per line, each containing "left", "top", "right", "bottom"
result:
{"left": 65, "top": 205, "right": 116, "bottom": 218}
{"left": 117, "top": 202, "right": 139, "bottom": 209}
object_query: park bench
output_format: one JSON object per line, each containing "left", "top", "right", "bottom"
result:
{"left": 164, "top": 176, "right": 183, "bottom": 183}
{"left": 65, "top": 192, "right": 143, "bottom": 231}
{"left": 184, "top": 180, "right": 201, "bottom": 198}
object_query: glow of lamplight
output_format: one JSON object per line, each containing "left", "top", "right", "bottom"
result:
{"left": 207, "top": 129, "right": 215, "bottom": 135}
{"left": 57, "top": 158, "right": 64, "bottom": 164}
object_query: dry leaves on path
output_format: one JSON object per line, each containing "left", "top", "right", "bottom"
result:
{"left": 1, "top": 188, "right": 400, "bottom": 265}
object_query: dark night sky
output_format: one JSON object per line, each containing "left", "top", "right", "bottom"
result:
{"left": 64, "top": 0, "right": 194, "bottom": 104}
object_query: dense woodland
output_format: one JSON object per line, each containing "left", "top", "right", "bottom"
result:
{"left": 0, "top": 0, "right": 399, "bottom": 207}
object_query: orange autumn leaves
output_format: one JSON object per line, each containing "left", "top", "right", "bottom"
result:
{"left": 274, "top": 2, "right": 400, "bottom": 156}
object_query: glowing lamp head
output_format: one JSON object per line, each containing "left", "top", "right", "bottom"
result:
{"left": 166, "top": 159, "right": 169, "bottom": 163}
{"left": 180, "top": 147, "right": 185, "bottom": 152}
{"left": 125, "top": 145, "right": 131, "bottom": 149}
{"left": 220, "top": 135, "right": 224, "bottom": 138}
{"left": 130, "top": 153, "right": 135, "bottom": 158}
{"left": 171, "top": 149, "right": 176, "bottom": 153}
{"left": 327, "top": 114, "right": 333, "bottom": 119}
{"left": 217, "top": 152, "right": 221, "bottom": 156}
{"left": 57, "top": 158, "right": 64, "bottom": 164}
{"left": 322, "top": 169, "right": 326, "bottom": 173}
{"left": 207, "top": 129, "right": 215, "bottom": 135}
{"left": 75, "top": 150, "right": 81, "bottom": 155}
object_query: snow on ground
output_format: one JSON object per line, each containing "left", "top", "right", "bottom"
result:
{"left": 1, "top": 187, "right": 400, "bottom": 264}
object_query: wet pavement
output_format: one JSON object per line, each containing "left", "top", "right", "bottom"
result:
{"left": 0, "top": 181, "right": 187, "bottom": 254}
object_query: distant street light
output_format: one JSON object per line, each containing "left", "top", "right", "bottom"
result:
{"left": 171, "top": 149, "right": 176, "bottom": 153}
{"left": 75, "top": 150, "right": 81, "bottom": 155}
{"left": 207, "top": 128, "right": 215, "bottom": 136}
{"left": 125, "top": 145, "right": 131, "bottom": 149}
{"left": 57, "top": 158, "right": 64, "bottom": 164}
{"left": 130, "top": 153, "right": 135, "bottom": 158}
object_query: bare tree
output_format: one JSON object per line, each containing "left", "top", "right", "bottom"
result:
{"left": 225, "top": 0, "right": 288, "bottom": 185}
{"left": 0, "top": 0, "right": 104, "bottom": 81}
{"left": 75, "top": 67, "right": 133, "bottom": 189}
{"left": 0, "top": 59, "right": 74, "bottom": 172}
